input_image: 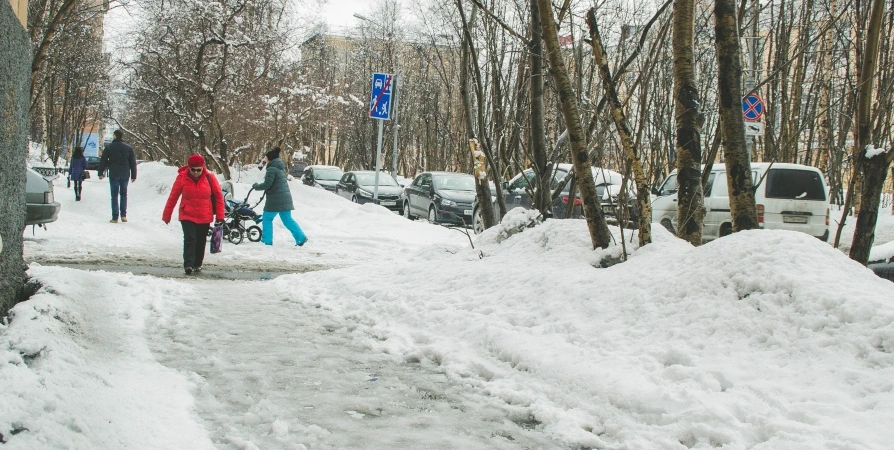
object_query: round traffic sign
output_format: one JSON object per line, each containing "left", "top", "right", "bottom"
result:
{"left": 743, "top": 94, "right": 764, "bottom": 121}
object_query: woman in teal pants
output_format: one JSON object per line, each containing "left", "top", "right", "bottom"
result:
{"left": 253, "top": 148, "right": 308, "bottom": 246}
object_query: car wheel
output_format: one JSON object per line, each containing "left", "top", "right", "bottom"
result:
{"left": 660, "top": 219, "right": 675, "bottom": 234}
{"left": 473, "top": 207, "right": 485, "bottom": 234}
{"left": 720, "top": 223, "right": 733, "bottom": 237}
{"left": 428, "top": 206, "right": 438, "bottom": 224}
{"left": 403, "top": 202, "right": 413, "bottom": 219}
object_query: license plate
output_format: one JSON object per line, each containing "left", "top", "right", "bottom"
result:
{"left": 380, "top": 201, "right": 395, "bottom": 206}
{"left": 463, "top": 210, "right": 472, "bottom": 215}
{"left": 783, "top": 215, "right": 808, "bottom": 224}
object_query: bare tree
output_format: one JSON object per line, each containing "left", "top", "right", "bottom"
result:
{"left": 538, "top": 0, "right": 611, "bottom": 249}
{"left": 849, "top": 0, "right": 894, "bottom": 264}
{"left": 715, "top": 0, "right": 758, "bottom": 232}
{"left": 672, "top": 0, "right": 706, "bottom": 244}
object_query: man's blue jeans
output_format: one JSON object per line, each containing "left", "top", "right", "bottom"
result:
{"left": 109, "top": 177, "right": 130, "bottom": 219}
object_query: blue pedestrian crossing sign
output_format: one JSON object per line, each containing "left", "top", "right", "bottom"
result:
{"left": 742, "top": 94, "right": 764, "bottom": 121}
{"left": 369, "top": 73, "right": 394, "bottom": 120}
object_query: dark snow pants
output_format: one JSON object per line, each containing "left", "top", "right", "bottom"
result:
{"left": 180, "top": 220, "right": 211, "bottom": 269}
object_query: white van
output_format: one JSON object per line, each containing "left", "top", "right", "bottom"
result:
{"left": 652, "top": 163, "right": 830, "bottom": 242}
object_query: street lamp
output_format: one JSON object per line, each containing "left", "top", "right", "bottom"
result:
{"left": 354, "top": 13, "right": 401, "bottom": 180}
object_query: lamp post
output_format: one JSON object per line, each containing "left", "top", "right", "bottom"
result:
{"left": 354, "top": 13, "right": 400, "bottom": 179}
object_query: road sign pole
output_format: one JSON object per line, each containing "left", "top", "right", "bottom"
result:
{"left": 373, "top": 119, "right": 384, "bottom": 201}
{"left": 391, "top": 75, "right": 399, "bottom": 178}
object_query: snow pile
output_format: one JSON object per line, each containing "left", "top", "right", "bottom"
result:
{"left": 273, "top": 227, "right": 894, "bottom": 449}
{"left": 0, "top": 267, "right": 214, "bottom": 449}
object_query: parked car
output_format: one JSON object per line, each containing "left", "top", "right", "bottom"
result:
{"left": 869, "top": 258, "right": 894, "bottom": 282}
{"left": 335, "top": 170, "right": 403, "bottom": 213}
{"left": 25, "top": 168, "right": 61, "bottom": 226}
{"left": 301, "top": 165, "right": 344, "bottom": 192}
{"left": 403, "top": 172, "right": 478, "bottom": 225}
{"left": 289, "top": 161, "right": 309, "bottom": 177}
{"left": 85, "top": 156, "right": 101, "bottom": 171}
{"left": 501, "top": 164, "right": 638, "bottom": 225}
{"left": 652, "top": 163, "right": 830, "bottom": 241}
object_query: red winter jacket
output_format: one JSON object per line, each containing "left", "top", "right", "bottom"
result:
{"left": 162, "top": 166, "right": 226, "bottom": 224}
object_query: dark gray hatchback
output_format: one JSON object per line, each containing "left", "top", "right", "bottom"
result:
{"left": 402, "top": 172, "right": 477, "bottom": 225}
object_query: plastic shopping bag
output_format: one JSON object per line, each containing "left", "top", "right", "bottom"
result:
{"left": 210, "top": 223, "right": 223, "bottom": 254}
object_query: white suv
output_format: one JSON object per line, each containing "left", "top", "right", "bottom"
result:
{"left": 652, "top": 163, "right": 830, "bottom": 242}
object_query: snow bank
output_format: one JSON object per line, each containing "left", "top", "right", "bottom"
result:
{"left": 0, "top": 266, "right": 214, "bottom": 449}
{"left": 274, "top": 223, "right": 894, "bottom": 449}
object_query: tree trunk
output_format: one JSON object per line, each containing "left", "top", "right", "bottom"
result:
{"left": 537, "top": 0, "right": 612, "bottom": 249}
{"left": 715, "top": 0, "right": 758, "bottom": 232}
{"left": 585, "top": 9, "right": 652, "bottom": 246}
{"left": 529, "top": 0, "right": 552, "bottom": 217}
{"left": 0, "top": 8, "right": 30, "bottom": 315}
{"left": 457, "top": 0, "right": 496, "bottom": 230}
{"left": 816, "top": 0, "right": 837, "bottom": 173}
{"left": 672, "top": 0, "right": 705, "bottom": 245}
{"left": 849, "top": 0, "right": 892, "bottom": 265}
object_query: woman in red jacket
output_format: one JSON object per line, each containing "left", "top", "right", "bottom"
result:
{"left": 162, "top": 155, "right": 226, "bottom": 274}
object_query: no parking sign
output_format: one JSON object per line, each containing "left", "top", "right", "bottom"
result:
{"left": 742, "top": 94, "right": 764, "bottom": 121}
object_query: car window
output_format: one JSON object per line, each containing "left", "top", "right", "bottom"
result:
{"left": 658, "top": 174, "right": 678, "bottom": 196}
{"left": 704, "top": 173, "right": 716, "bottom": 196}
{"left": 412, "top": 175, "right": 424, "bottom": 187}
{"left": 314, "top": 168, "right": 343, "bottom": 181}
{"left": 356, "top": 173, "right": 399, "bottom": 186}
{"left": 434, "top": 175, "right": 475, "bottom": 191}
{"left": 340, "top": 173, "right": 351, "bottom": 184}
{"left": 419, "top": 174, "right": 432, "bottom": 187}
{"left": 765, "top": 169, "right": 826, "bottom": 200}
{"left": 509, "top": 170, "right": 535, "bottom": 191}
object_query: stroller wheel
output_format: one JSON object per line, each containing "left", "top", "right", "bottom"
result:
{"left": 227, "top": 227, "right": 244, "bottom": 245}
{"left": 247, "top": 225, "right": 262, "bottom": 242}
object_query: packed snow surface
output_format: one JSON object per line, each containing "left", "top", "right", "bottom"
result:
{"left": 3, "top": 162, "right": 894, "bottom": 449}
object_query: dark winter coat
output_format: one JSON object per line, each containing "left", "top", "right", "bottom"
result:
{"left": 252, "top": 158, "right": 294, "bottom": 212}
{"left": 162, "top": 166, "right": 226, "bottom": 224}
{"left": 69, "top": 156, "right": 87, "bottom": 181}
{"left": 99, "top": 139, "right": 137, "bottom": 179}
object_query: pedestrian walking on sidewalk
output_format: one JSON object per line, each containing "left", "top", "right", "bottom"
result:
{"left": 253, "top": 147, "right": 308, "bottom": 246}
{"left": 98, "top": 129, "right": 137, "bottom": 223}
{"left": 162, "top": 154, "right": 226, "bottom": 275}
{"left": 68, "top": 146, "right": 88, "bottom": 201}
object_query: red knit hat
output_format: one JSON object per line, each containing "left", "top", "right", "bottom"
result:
{"left": 187, "top": 154, "right": 205, "bottom": 167}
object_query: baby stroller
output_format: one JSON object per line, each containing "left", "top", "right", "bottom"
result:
{"left": 215, "top": 183, "right": 264, "bottom": 245}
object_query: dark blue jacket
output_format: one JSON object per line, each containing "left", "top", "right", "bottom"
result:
{"left": 69, "top": 157, "right": 87, "bottom": 181}
{"left": 99, "top": 139, "right": 137, "bottom": 179}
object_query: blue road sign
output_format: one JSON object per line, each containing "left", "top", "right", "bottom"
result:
{"left": 369, "top": 73, "right": 394, "bottom": 120}
{"left": 743, "top": 94, "right": 764, "bottom": 121}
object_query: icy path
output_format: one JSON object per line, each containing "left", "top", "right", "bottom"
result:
{"left": 147, "top": 279, "right": 563, "bottom": 450}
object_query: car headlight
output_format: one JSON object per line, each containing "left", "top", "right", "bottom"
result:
{"left": 441, "top": 199, "right": 457, "bottom": 207}
{"left": 359, "top": 189, "right": 375, "bottom": 197}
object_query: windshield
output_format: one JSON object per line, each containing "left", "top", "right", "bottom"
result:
{"left": 314, "top": 168, "right": 343, "bottom": 181}
{"left": 434, "top": 175, "right": 475, "bottom": 191}
{"left": 356, "top": 173, "right": 398, "bottom": 186}
{"left": 764, "top": 168, "right": 826, "bottom": 200}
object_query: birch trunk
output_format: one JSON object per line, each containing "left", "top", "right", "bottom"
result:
{"left": 537, "top": 0, "right": 612, "bottom": 249}
{"left": 586, "top": 9, "right": 652, "bottom": 246}
{"left": 672, "top": 0, "right": 705, "bottom": 245}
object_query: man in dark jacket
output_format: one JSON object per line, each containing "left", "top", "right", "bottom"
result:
{"left": 98, "top": 129, "right": 138, "bottom": 223}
